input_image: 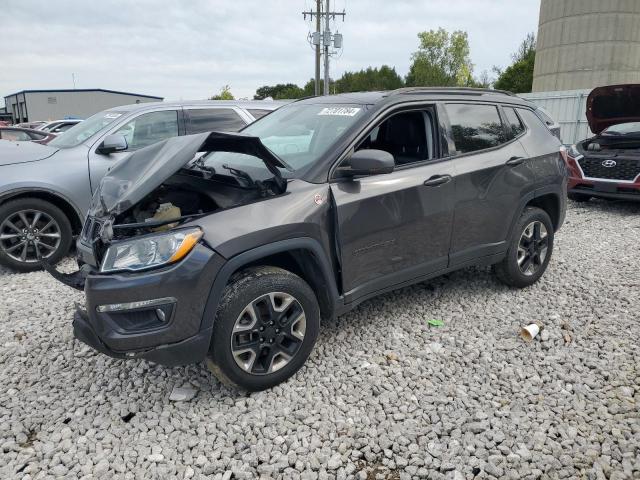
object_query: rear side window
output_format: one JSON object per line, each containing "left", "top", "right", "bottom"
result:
{"left": 445, "top": 103, "right": 506, "bottom": 154}
{"left": 186, "top": 108, "right": 246, "bottom": 134}
{"left": 113, "top": 110, "right": 179, "bottom": 151}
{"left": 248, "top": 109, "right": 271, "bottom": 120}
{"left": 504, "top": 107, "right": 525, "bottom": 137}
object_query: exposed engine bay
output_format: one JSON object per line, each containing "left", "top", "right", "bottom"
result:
{"left": 110, "top": 165, "right": 284, "bottom": 240}
{"left": 580, "top": 137, "right": 640, "bottom": 152}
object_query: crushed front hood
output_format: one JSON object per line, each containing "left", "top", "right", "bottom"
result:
{"left": 0, "top": 139, "right": 58, "bottom": 166}
{"left": 89, "top": 131, "right": 291, "bottom": 217}
{"left": 587, "top": 84, "right": 640, "bottom": 134}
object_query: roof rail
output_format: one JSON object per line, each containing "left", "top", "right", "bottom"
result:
{"left": 386, "top": 86, "right": 515, "bottom": 97}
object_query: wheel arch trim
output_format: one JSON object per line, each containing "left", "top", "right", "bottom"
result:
{"left": 200, "top": 237, "right": 340, "bottom": 335}
{"left": 507, "top": 186, "right": 564, "bottom": 241}
{"left": 0, "top": 187, "right": 84, "bottom": 232}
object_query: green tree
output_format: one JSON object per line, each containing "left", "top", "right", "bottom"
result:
{"left": 254, "top": 83, "right": 305, "bottom": 100}
{"left": 302, "top": 78, "right": 336, "bottom": 95}
{"left": 493, "top": 33, "right": 536, "bottom": 93}
{"left": 335, "top": 65, "right": 404, "bottom": 92}
{"left": 405, "top": 28, "right": 476, "bottom": 87}
{"left": 210, "top": 85, "right": 234, "bottom": 100}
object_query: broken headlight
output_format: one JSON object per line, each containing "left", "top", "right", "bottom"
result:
{"left": 100, "top": 228, "right": 203, "bottom": 273}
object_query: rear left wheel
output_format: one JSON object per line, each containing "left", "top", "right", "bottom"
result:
{"left": 207, "top": 266, "right": 320, "bottom": 391}
{"left": 493, "top": 207, "right": 554, "bottom": 288}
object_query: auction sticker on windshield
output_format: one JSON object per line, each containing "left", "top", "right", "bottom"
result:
{"left": 104, "top": 113, "right": 122, "bottom": 119}
{"left": 318, "top": 107, "right": 361, "bottom": 116}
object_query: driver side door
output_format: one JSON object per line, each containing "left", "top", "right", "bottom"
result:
{"left": 87, "top": 109, "right": 181, "bottom": 193}
{"left": 330, "top": 106, "right": 456, "bottom": 303}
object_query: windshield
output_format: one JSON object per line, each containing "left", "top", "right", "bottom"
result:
{"left": 48, "top": 111, "right": 125, "bottom": 148}
{"left": 199, "top": 103, "right": 365, "bottom": 177}
{"left": 602, "top": 122, "right": 640, "bottom": 136}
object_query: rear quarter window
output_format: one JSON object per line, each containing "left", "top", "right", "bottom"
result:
{"left": 503, "top": 107, "right": 525, "bottom": 137}
{"left": 445, "top": 103, "right": 506, "bottom": 154}
{"left": 517, "top": 108, "right": 555, "bottom": 138}
{"left": 247, "top": 109, "right": 271, "bottom": 120}
{"left": 186, "top": 108, "right": 246, "bottom": 134}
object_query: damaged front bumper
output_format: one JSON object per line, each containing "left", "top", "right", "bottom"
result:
{"left": 49, "top": 241, "right": 225, "bottom": 367}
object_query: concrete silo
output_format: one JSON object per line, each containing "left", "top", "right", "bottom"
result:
{"left": 533, "top": 0, "right": 640, "bottom": 92}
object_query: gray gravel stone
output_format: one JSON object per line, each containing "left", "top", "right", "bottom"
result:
{"left": 0, "top": 200, "right": 639, "bottom": 479}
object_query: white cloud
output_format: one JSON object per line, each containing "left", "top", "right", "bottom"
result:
{"left": 1, "top": 0, "right": 540, "bottom": 103}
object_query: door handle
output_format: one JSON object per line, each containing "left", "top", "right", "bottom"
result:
{"left": 423, "top": 174, "right": 452, "bottom": 187}
{"left": 506, "top": 156, "right": 525, "bottom": 166}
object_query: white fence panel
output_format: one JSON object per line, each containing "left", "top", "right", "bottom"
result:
{"left": 519, "top": 89, "right": 592, "bottom": 144}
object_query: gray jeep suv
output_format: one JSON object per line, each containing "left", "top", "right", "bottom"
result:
{"left": 49, "top": 88, "right": 567, "bottom": 391}
{"left": 0, "top": 100, "right": 285, "bottom": 271}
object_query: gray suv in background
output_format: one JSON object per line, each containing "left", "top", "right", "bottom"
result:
{"left": 0, "top": 100, "right": 285, "bottom": 271}
{"left": 49, "top": 88, "right": 567, "bottom": 391}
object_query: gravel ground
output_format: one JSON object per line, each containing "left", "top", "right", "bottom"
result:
{"left": 1, "top": 200, "right": 639, "bottom": 480}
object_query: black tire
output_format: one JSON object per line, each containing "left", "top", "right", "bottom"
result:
{"left": 207, "top": 266, "right": 320, "bottom": 391}
{"left": 493, "top": 207, "right": 554, "bottom": 289}
{"left": 0, "top": 198, "right": 73, "bottom": 273}
{"left": 568, "top": 192, "right": 591, "bottom": 203}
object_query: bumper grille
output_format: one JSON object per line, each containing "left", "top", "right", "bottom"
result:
{"left": 578, "top": 157, "right": 640, "bottom": 181}
{"left": 81, "top": 217, "right": 103, "bottom": 243}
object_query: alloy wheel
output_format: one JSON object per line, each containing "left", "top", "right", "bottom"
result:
{"left": 0, "top": 209, "right": 62, "bottom": 263}
{"left": 517, "top": 221, "right": 548, "bottom": 276}
{"left": 230, "top": 292, "right": 306, "bottom": 375}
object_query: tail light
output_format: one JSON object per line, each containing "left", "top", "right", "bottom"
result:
{"left": 560, "top": 145, "right": 568, "bottom": 163}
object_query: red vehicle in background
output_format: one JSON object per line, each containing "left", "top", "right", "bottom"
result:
{"left": 565, "top": 84, "right": 640, "bottom": 202}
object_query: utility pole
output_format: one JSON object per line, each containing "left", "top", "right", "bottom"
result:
{"left": 323, "top": 0, "right": 330, "bottom": 96}
{"left": 302, "top": 1, "right": 345, "bottom": 95}
{"left": 315, "top": 1, "right": 321, "bottom": 96}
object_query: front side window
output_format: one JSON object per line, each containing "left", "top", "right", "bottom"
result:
{"left": 355, "top": 109, "right": 435, "bottom": 166}
{"left": 504, "top": 107, "right": 525, "bottom": 137}
{"left": 113, "top": 110, "right": 179, "bottom": 151}
{"left": 186, "top": 108, "right": 245, "bottom": 134}
{"left": 445, "top": 103, "right": 506, "bottom": 154}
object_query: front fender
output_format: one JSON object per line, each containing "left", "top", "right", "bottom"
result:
{"left": 200, "top": 237, "right": 340, "bottom": 334}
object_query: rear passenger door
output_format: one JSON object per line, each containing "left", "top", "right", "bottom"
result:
{"left": 184, "top": 107, "right": 249, "bottom": 134}
{"left": 441, "top": 102, "right": 536, "bottom": 266}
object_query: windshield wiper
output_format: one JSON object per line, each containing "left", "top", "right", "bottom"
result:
{"left": 221, "top": 164, "right": 255, "bottom": 187}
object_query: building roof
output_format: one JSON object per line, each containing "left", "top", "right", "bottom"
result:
{"left": 4, "top": 88, "right": 163, "bottom": 100}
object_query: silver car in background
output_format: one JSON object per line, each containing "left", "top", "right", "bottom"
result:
{"left": 0, "top": 100, "right": 286, "bottom": 271}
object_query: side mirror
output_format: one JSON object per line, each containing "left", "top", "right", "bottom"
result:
{"left": 97, "top": 134, "right": 128, "bottom": 155}
{"left": 340, "top": 149, "right": 395, "bottom": 177}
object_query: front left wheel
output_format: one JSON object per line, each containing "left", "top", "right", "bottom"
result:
{"left": 207, "top": 266, "right": 320, "bottom": 391}
{"left": 0, "top": 198, "right": 73, "bottom": 272}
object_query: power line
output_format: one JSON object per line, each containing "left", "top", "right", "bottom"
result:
{"left": 302, "top": 0, "right": 345, "bottom": 95}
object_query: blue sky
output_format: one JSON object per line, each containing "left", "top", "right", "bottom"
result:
{"left": 1, "top": 0, "right": 540, "bottom": 103}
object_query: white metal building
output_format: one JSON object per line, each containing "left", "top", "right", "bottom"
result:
{"left": 3, "top": 89, "right": 163, "bottom": 124}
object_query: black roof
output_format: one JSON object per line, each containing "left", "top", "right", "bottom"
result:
{"left": 294, "top": 87, "right": 531, "bottom": 107}
{"left": 4, "top": 88, "right": 163, "bottom": 100}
